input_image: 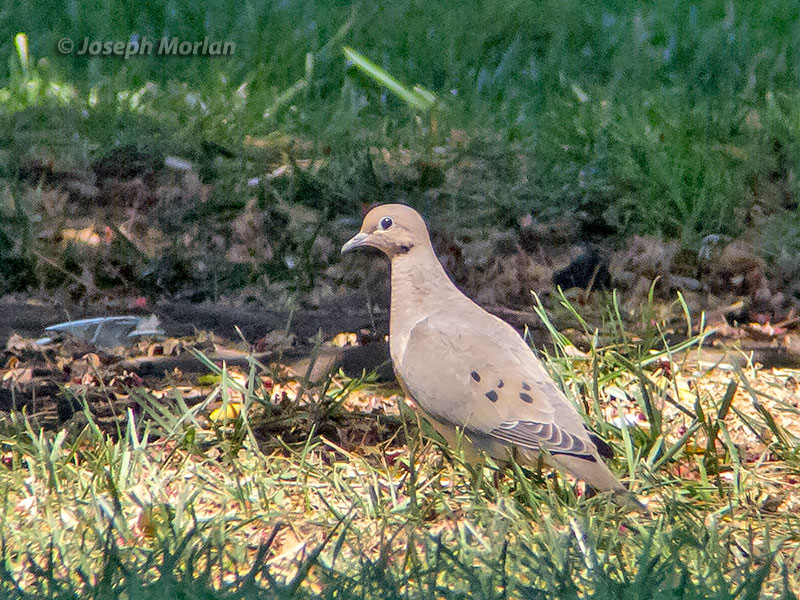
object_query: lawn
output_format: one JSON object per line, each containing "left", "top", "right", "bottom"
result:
{"left": 1, "top": 1, "right": 800, "bottom": 597}
{"left": 2, "top": 300, "right": 800, "bottom": 598}
{"left": 3, "top": 0, "right": 800, "bottom": 242}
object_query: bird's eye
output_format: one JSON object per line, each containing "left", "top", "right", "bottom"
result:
{"left": 379, "top": 217, "right": 393, "bottom": 230}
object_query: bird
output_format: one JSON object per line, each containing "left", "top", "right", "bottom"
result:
{"left": 342, "top": 204, "right": 641, "bottom": 507}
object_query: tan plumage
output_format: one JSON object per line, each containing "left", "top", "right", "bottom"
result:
{"left": 342, "top": 204, "right": 640, "bottom": 506}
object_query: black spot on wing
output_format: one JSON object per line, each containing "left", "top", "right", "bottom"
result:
{"left": 519, "top": 392, "right": 533, "bottom": 403}
{"left": 497, "top": 380, "right": 504, "bottom": 388}
{"left": 485, "top": 390, "right": 498, "bottom": 403}
{"left": 471, "top": 371, "right": 481, "bottom": 382}
{"left": 522, "top": 381, "right": 531, "bottom": 391}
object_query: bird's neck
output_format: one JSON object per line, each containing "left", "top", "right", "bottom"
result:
{"left": 388, "top": 244, "right": 461, "bottom": 357}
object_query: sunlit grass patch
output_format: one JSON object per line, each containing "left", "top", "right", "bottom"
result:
{"left": 1, "top": 297, "right": 799, "bottom": 597}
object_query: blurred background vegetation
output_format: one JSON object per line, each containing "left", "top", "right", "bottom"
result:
{"left": 1, "top": 0, "right": 799, "bottom": 302}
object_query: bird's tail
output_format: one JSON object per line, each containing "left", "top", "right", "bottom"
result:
{"left": 551, "top": 453, "right": 646, "bottom": 512}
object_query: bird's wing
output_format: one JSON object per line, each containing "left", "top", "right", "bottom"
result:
{"left": 397, "top": 313, "right": 597, "bottom": 461}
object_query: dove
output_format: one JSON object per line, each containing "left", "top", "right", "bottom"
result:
{"left": 342, "top": 204, "right": 641, "bottom": 506}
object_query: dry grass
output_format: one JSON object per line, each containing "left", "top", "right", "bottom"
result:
{"left": 1, "top": 298, "right": 800, "bottom": 599}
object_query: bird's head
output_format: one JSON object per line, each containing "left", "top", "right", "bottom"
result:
{"left": 341, "top": 204, "right": 430, "bottom": 258}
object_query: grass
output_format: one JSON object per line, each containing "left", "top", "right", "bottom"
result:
{"left": 2, "top": 0, "right": 800, "bottom": 242}
{"left": 2, "top": 3, "right": 800, "bottom": 597}
{"left": 1, "top": 297, "right": 800, "bottom": 598}
{"left": 2, "top": 5, "right": 800, "bottom": 591}
{"left": 1, "top": 1, "right": 800, "bottom": 300}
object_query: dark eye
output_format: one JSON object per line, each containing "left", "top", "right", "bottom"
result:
{"left": 379, "top": 217, "right": 393, "bottom": 230}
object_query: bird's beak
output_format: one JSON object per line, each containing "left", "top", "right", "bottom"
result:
{"left": 341, "top": 232, "right": 370, "bottom": 254}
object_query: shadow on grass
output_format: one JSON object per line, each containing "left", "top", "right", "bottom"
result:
{"left": 1, "top": 507, "right": 793, "bottom": 600}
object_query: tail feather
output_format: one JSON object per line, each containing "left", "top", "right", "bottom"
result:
{"left": 550, "top": 453, "right": 624, "bottom": 492}
{"left": 550, "top": 453, "right": 647, "bottom": 512}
